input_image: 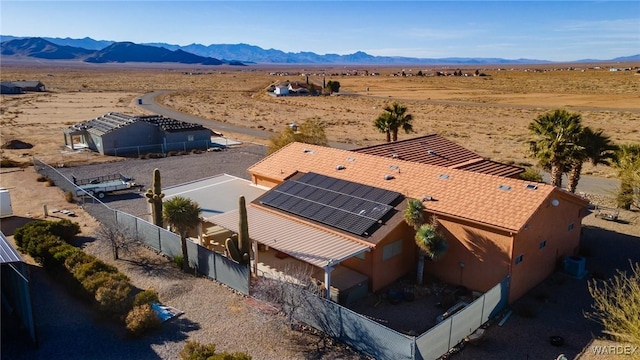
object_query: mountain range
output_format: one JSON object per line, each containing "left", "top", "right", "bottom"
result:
{"left": 2, "top": 35, "right": 639, "bottom": 65}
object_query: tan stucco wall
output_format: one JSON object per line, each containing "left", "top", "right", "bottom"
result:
{"left": 251, "top": 174, "right": 281, "bottom": 189}
{"left": 423, "top": 214, "right": 513, "bottom": 293}
{"left": 342, "top": 221, "right": 416, "bottom": 292}
{"left": 509, "top": 193, "right": 584, "bottom": 302}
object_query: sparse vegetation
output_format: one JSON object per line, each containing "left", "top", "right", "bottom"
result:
{"left": 125, "top": 303, "right": 162, "bottom": 337}
{"left": 179, "top": 341, "right": 251, "bottom": 360}
{"left": 267, "top": 118, "right": 328, "bottom": 155}
{"left": 519, "top": 167, "right": 544, "bottom": 183}
{"left": 586, "top": 261, "right": 640, "bottom": 348}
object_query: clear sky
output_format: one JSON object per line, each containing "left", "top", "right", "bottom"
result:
{"left": 1, "top": 1, "right": 638, "bottom": 61}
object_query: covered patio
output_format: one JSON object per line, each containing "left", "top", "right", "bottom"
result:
{"left": 207, "top": 205, "right": 372, "bottom": 304}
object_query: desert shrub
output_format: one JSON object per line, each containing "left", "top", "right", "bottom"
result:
{"left": 72, "top": 259, "right": 118, "bottom": 283}
{"left": 125, "top": 304, "right": 162, "bottom": 337}
{"left": 64, "top": 191, "right": 74, "bottom": 203}
{"left": 36, "top": 175, "right": 48, "bottom": 182}
{"left": 46, "top": 178, "right": 55, "bottom": 186}
{"left": 30, "top": 234, "right": 64, "bottom": 265}
{"left": 0, "top": 158, "right": 28, "bottom": 168}
{"left": 17, "top": 219, "right": 80, "bottom": 246}
{"left": 51, "top": 243, "right": 82, "bottom": 264}
{"left": 167, "top": 151, "right": 178, "bottom": 157}
{"left": 95, "top": 277, "right": 133, "bottom": 315}
{"left": 179, "top": 341, "right": 252, "bottom": 360}
{"left": 173, "top": 255, "right": 184, "bottom": 269}
{"left": 63, "top": 250, "right": 94, "bottom": 273}
{"left": 133, "top": 289, "right": 159, "bottom": 307}
{"left": 586, "top": 261, "right": 640, "bottom": 347}
{"left": 81, "top": 272, "right": 129, "bottom": 295}
{"left": 519, "top": 167, "right": 544, "bottom": 183}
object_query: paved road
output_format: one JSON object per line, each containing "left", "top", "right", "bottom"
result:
{"left": 138, "top": 91, "right": 622, "bottom": 196}
{"left": 138, "top": 91, "right": 357, "bottom": 150}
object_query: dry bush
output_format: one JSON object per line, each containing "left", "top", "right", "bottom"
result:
{"left": 133, "top": 289, "right": 159, "bottom": 307}
{"left": 586, "top": 261, "right": 640, "bottom": 348}
{"left": 125, "top": 304, "right": 162, "bottom": 337}
{"left": 95, "top": 277, "right": 133, "bottom": 315}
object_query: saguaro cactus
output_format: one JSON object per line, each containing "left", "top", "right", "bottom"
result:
{"left": 225, "top": 196, "right": 250, "bottom": 264}
{"left": 145, "top": 168, "right": 165, "bottom": 227}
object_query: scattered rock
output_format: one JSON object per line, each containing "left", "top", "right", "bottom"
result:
{"left": 1, "top": 139, "right": 34, "bottom": 149}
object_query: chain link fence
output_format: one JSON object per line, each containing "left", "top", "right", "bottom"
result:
{"left": 32, "top": 156, "right": 250, "bottom": 295}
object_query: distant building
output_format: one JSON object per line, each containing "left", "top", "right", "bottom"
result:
{"left": 63, "top": 113, "right": 213, "bottom": 156}
{"left": 0, "top": 81, "right": 46, "bottom": 93}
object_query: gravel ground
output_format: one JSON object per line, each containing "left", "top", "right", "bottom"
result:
{"left": 55, "top": 144, "right": 266, "bottom": 218}
{"left": 3, "top": 145, "right": 368, "bottom": 360}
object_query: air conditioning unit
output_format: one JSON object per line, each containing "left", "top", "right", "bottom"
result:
{"left": 564, "top": 256, "right": 586, "bottom": 278}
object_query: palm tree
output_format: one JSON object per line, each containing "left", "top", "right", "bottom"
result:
{"left": 163, "top": 196, "right": 201, "bottom": 272}
{"left": 528, "top": 109, "right": 584, "bottom": 187}
{"left": 374, "top": 102, "right": 414, "bottom": 142}
{"left": 566, "top": 127, "right": 618, "bottom": 193}
{"left": 404, "top": 198, "right": 426, "bottom": 284}
{"left": 415, "top": 220, "right": 448, "bottom": 261}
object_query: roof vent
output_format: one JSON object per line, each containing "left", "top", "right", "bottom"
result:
{"left": 347, "top": 157, "right": 356, "bottom": 162}
{"left": 389, "top": 165, "right": 399, "bottom": 170}
{"left": 422, "top": 195, "right": 435, "bottom": 202}
{"left": 303, "top": 149, "right": 315, "bottom": 155}
{"left": 384, "top": 174, "right": 395, "bottom": 180}
{"left": 525, "top": 184, "right": 538, "bottom": 190}
{"left": 391, "top": 153, "right": 399, "bottom": 159}
{"left": 438, "top": 174, "right": 450, "bottom": 180}
{"left": 427, "top": 150, "right": 437, "bottom": 155}
{"left": 498, "top": 185, "right": 512, "bottom": 191}
{"left": 336, "top": 164, "right": 346, "bottom": 170}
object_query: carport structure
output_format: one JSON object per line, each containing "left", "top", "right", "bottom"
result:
{"left": 209, "top": 205, "right": 371, "bottom": 300}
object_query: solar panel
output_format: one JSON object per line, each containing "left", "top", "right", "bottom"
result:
{"left": 260, "top": 172, "right": 403, "bottom": 237}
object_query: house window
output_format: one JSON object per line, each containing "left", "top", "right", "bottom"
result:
{"left": 539, "top": 240, "right": 547, "bottom": 249}
{"left": 515, "top": 254, "right": 524, "bottom": 265}
{"left": 568, "top": 223, "right": 575, "bottom": 231}
{"left": 187, "top": 135, "right": 194, "bottom": 141}
{"left": 355, "top": 252, "right": 366, "bottom": 261}
{"left": 382, "top": 240, "right": 403, "bottom": 261}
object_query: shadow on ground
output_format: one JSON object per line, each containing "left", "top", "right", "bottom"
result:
{"left": 1, "top": 265, "right": 200, "bottom": 360}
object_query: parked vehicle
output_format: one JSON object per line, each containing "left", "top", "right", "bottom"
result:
{"left": 73, "top": 173, "right": 139, "bottom": 199}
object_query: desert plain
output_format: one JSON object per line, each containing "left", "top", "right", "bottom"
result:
{"left": 1, "top": 61, "right": 639, "bottom": 177}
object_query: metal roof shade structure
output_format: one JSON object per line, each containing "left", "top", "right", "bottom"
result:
{"left": 207, "top": 205, "right": 371, "bottom": 299}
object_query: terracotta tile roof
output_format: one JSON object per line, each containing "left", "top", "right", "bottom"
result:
{"left": 249, "top": 142, "right": 587, "bottom": 233}
{"left": 354, "top": 134, "right": 524, "bottom": 177}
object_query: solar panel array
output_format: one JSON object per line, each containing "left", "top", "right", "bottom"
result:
{"left": 260, "top": 172, "right": 403, "bottom": 237}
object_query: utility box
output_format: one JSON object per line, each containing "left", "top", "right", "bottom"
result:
{"left": 0, "top": 188, "right": 13, "bottom": 218}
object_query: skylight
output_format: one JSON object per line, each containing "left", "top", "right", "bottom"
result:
{"left": 498, "top": 185, "right": 512, "bottom": 191}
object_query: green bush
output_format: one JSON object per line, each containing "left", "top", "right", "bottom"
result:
{"left": 81, "top": 272, "right": 129, "bottom": 295}
{"left": 72, "top": 260, "right": 118, "bottom": 283}
{"left": 133, "top": 289, "right": 159, "bottom": 307}
{"left": 179, "top": 341, "right": 252, "bottom": 360}
{"left": 519, "top": 167, "right": 544, "bottom": 183}
{"left": 15, "top": 219, "right": 80, "bottom": 247}
{"left": 125, "top": 304, "right": 162, "bottom": 337}
{"left": 173, "top": 255, "right": 184, "bottom": 269}
{"left": 95, "top": 277, "right": 133, "bottom": 315}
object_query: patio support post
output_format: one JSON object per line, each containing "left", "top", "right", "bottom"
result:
{"left": 252, "top": 240, "right": 258, "bottom": 276}
{"left": 324, "top": 265, "right": 334, "bottom": 300}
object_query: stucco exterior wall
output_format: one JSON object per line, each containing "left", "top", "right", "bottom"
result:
{"left": 508, "top": 192, "right": 584, "bottom": 303}
{"left": 423, "top": 214, "right": 513, "bottom": 293}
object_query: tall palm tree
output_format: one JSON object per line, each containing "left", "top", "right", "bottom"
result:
{"left": 374, "top": 102, "right": 414, "bottom": 142}
{"left": 566, "top": 127, "right": 618, "bottom": 193}
{"left": 163, "top": 196, "right": 201, "bottom": 272}
{"left": 528, "top": 109, "right": 584, "bottom": 187}
{"left": 404, "top": 198, "right": 426, "bottom": 285}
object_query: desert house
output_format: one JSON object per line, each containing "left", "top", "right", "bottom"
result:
{"left": 355, "top": 134, "right": 524, "bottom": 178}
{"left": 211, "top": 142, "right": 588, "bottom": 304}
{"left": 0, "top": 81, "right": 46, "bottom": 93}
{"left": 63, "top": 112, "right": 214, "bottom": 156}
